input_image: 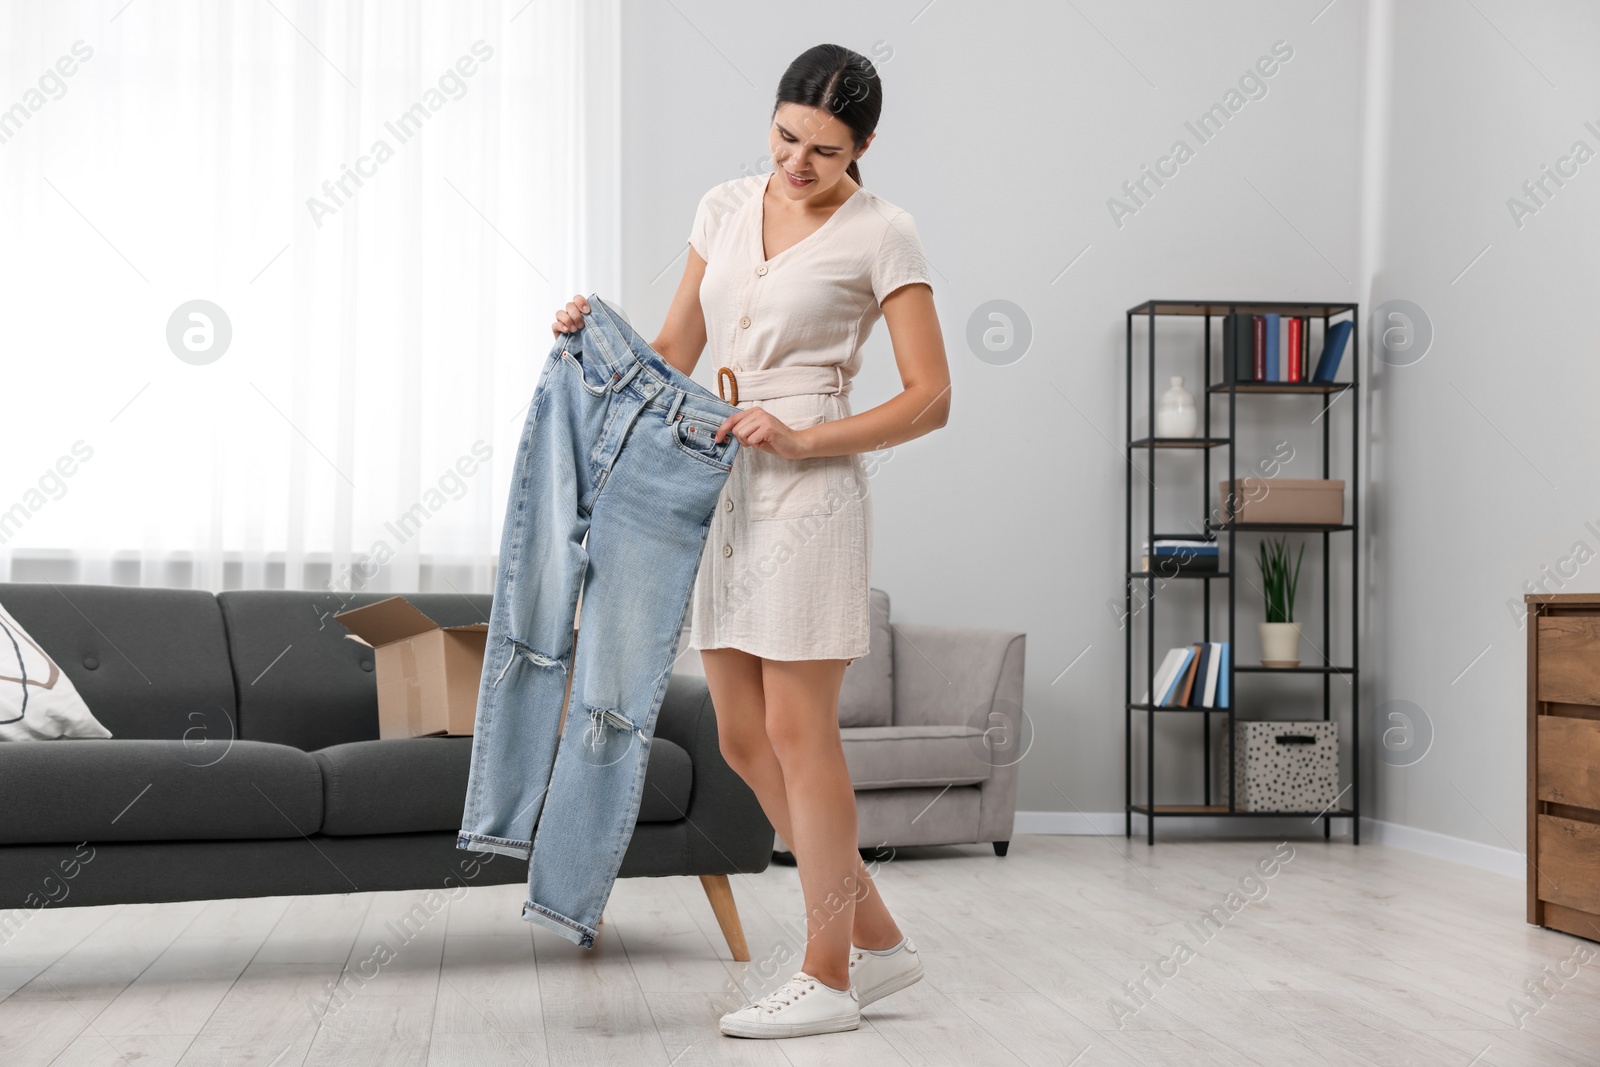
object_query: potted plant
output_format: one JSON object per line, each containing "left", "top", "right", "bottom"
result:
{"left": 1257, "top": 536, "right": 1305, "bottom": 667}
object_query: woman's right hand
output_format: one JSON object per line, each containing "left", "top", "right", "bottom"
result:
{"left": 552, "top": 294, "right": 592, "bottom": 335}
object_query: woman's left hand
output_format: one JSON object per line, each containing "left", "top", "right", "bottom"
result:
{"left": 713, "top": 407, "right": 813, "bottom": 460}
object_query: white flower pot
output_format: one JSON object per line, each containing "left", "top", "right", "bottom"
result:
{"left": 1259, "top": 621, "right": 1302, "bottom": 668}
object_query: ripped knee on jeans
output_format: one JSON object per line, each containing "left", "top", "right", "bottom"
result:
{"left": 583, "top": 704, "right": 639, "bottom": 749}
{"left": 492, "top": 636, "right": 569, "bottom": 689}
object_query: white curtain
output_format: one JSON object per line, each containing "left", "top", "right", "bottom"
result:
{"left": 0, "top": 0, "right": 620, "bottom": 595}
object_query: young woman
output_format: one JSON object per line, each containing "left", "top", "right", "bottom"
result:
{"left": 553, "top": 43, "right": 949, "bottom": 1040}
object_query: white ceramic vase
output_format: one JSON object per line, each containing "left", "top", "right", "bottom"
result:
{"left": 1155, "top": 376, "right": 1198, "bottom": 437}
{"left": 1259, "top": 621, "right": 1302, "bottom": 667}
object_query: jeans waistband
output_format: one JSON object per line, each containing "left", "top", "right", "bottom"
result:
{"left": 715, "top": 364, "right": 850, "bottom": 402}
{"left": 576, "top": 293, "right": 740, "bottom": 425}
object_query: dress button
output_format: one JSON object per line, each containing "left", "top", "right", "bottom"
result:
{"left": 756, "top": 266, "right": 767, "bottom": 276}
{"left": 739, "top": 316, "right": 751, "bottom": 328}
{"left": 725, "top": 499, "right": 733, "bottom": 511}
{"left": 722, "top": 544, "right": 732, "bottom": 557}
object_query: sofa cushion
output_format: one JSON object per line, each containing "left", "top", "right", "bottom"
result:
{"left": 0, "top": 598, "right": 113, "bottom": 741}
{"left": 216, "top": 590, "right": 493, "bottom": 751}
{"left": 0, "top": 583, "right": 238, "bottom": 741}
{"left": 837, "top": 588, "right": 893, "bottom": 728}
{"left": 312, "top": 734, "right": 694, "bottom": 836}
{"left": 0, "top": 738, "right": 321, "bottom": 845}
{"left": 840, "top": 724, "right": 993, "bottom": 790}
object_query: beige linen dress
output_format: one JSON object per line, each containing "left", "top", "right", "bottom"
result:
{"left": 685, "top": 171, "right": 932, "bottom": 661}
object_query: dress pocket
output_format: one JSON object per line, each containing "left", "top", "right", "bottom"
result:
{"left": 743, "top": 412, "right": 846, "bottom": 520}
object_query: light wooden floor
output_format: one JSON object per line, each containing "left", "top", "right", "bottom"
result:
{"left": 1, "top": 833, "right": 1596, "bottom": 1066}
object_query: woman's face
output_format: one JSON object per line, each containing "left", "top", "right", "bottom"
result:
{"left": 768, "top": 102, "right": 871, "bottom": 201}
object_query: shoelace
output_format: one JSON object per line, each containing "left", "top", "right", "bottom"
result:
{"left": 750, "top": 973, "right": 818, "bottom": 1014}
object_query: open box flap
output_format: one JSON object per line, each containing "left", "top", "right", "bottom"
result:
{"left": 333, "top": 596, "right": 442, "bottom": 647}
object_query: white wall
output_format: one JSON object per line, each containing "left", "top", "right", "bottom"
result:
{"left": 621, "top": 0, "right": 1574, "bottom": 857}
{"left": 1367, "top": 0, "right": 1600, "bottom": 856}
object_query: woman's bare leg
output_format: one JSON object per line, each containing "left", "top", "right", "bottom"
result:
{"left": 700, "top": 648, "right": 903, "bottom": 971}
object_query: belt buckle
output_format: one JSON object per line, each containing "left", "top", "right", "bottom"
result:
{"left": 716, "top": 366, "right": 739, "bottom": 405}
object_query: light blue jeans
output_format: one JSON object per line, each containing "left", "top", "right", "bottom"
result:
{"left": 457, "top": 293, "right": 743, "bottom": 948}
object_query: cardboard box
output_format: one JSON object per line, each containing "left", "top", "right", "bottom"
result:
{"left": 334, "top": 597, "right": 488, "bottom": 738}
{"left": 1219, "top": 477, "right": 1345, "bottom": 525}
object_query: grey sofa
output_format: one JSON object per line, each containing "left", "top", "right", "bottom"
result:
{"left": 0, "top": 583, "right": 771, "bottom": 959}
{"left": 676, "top": 588, "right": 1026, "bottom": 859}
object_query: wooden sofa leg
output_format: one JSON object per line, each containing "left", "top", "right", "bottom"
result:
{"left": 699, "top": 874, "right": 750, "bottom": 961}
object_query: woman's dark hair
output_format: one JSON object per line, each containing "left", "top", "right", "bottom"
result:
{"left": 772, "top": 44, "right": 882, "bottom": 187}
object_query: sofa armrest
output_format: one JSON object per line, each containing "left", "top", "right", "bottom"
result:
{"left": 649, "top": 673, "right": 773, "bottom": 875}
{"left": 891, "top": 623, "right": 1026, "bottom": 845}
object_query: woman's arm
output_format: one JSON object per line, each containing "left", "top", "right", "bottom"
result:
{"left": 800, "top": 282, "right": 950, "bottom": 458}
{"left": 650, "top": 247, "right": 710, "bottom": 378}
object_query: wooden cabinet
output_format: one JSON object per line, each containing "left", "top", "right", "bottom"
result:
{"left": 1527, "top": 594, "right": 1600, "bottom": 942}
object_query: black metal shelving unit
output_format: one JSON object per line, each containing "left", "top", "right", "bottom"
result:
{"left": 1123, "top": 300, "right": 1360, "bottom": 846}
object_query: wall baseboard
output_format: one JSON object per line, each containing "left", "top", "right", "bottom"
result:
{"left": 1013, "top": 810, "right": 1524, "bottom": 879}
{"left": 1356, "top": 816, "right": 1524, "bottom": 878}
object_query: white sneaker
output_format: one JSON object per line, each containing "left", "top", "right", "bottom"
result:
{"left": 848, "top": 935, "right": 924, "bottom": 1007}
{"left": 719, "top": 970, "right": 860, "bottom": 1039}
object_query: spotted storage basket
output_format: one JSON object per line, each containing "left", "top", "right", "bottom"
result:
{"left": 1220, "top": 720, "right": 1339, "bottom": 813}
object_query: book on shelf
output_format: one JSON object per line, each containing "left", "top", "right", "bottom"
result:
{"left": 1221, "top": 642, "right": 1231, "bottom": 705}
{"left": 1140, "top": 557, "right": 1219, "bottom": 573}
{"left": 1141, "top": 538, "right": 1219, "bottom": 573}
{"left": 1174, "top": 645, "right": 1199, "bottom": 705}
{"left": 1225, "top": 311, "right": 1253, "bottom": 383}
{"left": 1287, "top": 316, "right": 1302, "bottom": 381}
{"left": 1143, "top": 538, "right": 1217, "bottom": 551}
{"left": 1186, "top": 643, "right": 1209, "bottom": 705}
{"left": 1222, "top": 311, "right": 1349, "bottom": 384}
{"left": 1139, "top": 642, "right": 1230, "bottom": 707}
{"left": 1252, "top": 316, "right": 1266, "bottom": 380}
{"left": 1263, "top": 313, "right": 1280, "bottom": 382}
{"left": 1200, "top": 640, "right": 1218, "bottom": 706}
{"left": 1311, "top": 319, "right": 1352, "bottom": 382}
{"left": 1142, "top": 647, "right": 1189, "bottom": 706}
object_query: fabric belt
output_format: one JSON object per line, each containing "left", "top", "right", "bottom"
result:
{"left": 716, "top": 364, "right": 848, "bottom": 404}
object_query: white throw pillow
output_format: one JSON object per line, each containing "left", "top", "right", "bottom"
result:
{"left": 0, "top": 600, "right": 112, "bottom": 741}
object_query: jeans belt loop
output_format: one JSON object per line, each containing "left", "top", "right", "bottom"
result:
{"left": 665, "top": 388, "right": 685, "bottom": 423}
{"left": 612, "top": 361, "right": 642, "bottom": 393}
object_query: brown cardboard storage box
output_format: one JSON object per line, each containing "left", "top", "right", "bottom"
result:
{"left": 334, "top": 596, "right": 487, "bottom": 738}
{"left": 1219, "top": 477, "right": 1345, "bottom": 525}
